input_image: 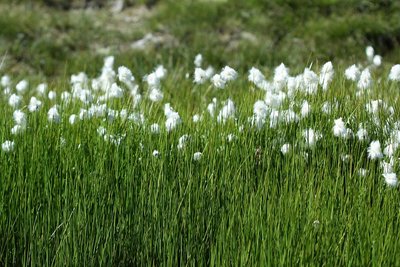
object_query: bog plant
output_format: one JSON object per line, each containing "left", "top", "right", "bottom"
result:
{"left": 1, "top": 46, "right": 400, "bottom": 265}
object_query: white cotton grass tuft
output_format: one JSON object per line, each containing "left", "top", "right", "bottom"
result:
{"left": 319, "top": 61, "right": 334, "bottom": 91}
{"left": 13, "top": 110, "right": 27, "bottom": 127}
{"left": 27, "top": 97, "right": 42, "bottom": 112}
{"left": 194, "top": 54, "right": 203, "bottom": 67}
{"left": 356, "top": 126, "right": 368, "bottom": 141}
{"left": 367, "top": 140, "right": 383, "bottom": 160}
{"left": 302, "top": 68, "right": 319, "bottom": 94}
{"left": 344, "top": 64, "right": 360, "bottom": 81}
{"left": 48, "top": 90, "right": 56, "bottom": 101}
{"left": 152, "top": 150, "right": 160, "bottom": 158}
{"left": 333, "top": 118, "right": 352, "bottom": 139}
{"left": 192, "top": 114, "right": 202, "bottom": 123}
{"left": 211, "top": 74, "right": 226, "bottom": 89}
{"left": 11, "top": 124, "right": 25, "bottom": 135}
{"left": 2, "top": 140, "right": 15, "bottom": 153}
{"left": 357, "top": 68, "right": 372, "bottom": 91}
{"left": 388, "top": 64, "right": 400, "bottom": 81}
{"left": 248, "top": 67, "right": 265, "bottom": 85}
{"left": 8, "top": 94, "right": 21, "bottom": 109}
{"left": 36, "top": 83, "right": 48, "bottom": 96}
{"left": 69, "top": 114, "right": 77, "bottom": 125}
{"left": 217, "top": 99, "right": 235, "bottom": 123}
{"left": 273, "top": 63, "right": 289, "bottom": 89}
{"left": 220, "top": 66, "right": 238, "bottom": 82}
{"left": 1, "top": 75, "right": 11, "bottom": 88}
{"left": 48, "top": 105, "right": 61, "bottom": 123}
{"left": 118, "top": 66, "right": 135, "bottom": 86}
{"left": 300, "top": 100, "right": 311, "bottom": 118}
{"left": 16, "top": 80, "right": 28, "bottom": 94}
{"left": 193, "top": 152, "right": 202, "bottom": 161}
{"left": 280, "top": 143, "right": 291, "bottom": 155}
{"left": 373, "top": 55, "right": 382, "bottom": 67}
{"left": 366, "top": 46, "right": 374, "bottom": 61}
{"left": 303, "top": 128, "right": 321, "bottom": 147}
{"left": 207, "top": 98, "right": 218, "bottom": 117}
{"left": 164, "top": 103, "right": 182, "bottom": 132}
{"left": 383, "top": 172, "right": 398, "bottom": 187}
{"left": 194, "top": 68, "right": 208, "bottom": 84}
{"left": 177, "top": 134, "right": 190, "bottom": 150}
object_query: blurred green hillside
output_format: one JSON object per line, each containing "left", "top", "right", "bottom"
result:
{"left": 0, "top": 0, "right": 399, "bottom": 78}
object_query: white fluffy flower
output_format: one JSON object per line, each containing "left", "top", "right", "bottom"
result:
{"left": 11, "top": 124, "right": 25, "bottom": 135}
{"left": 356, "top": 127, "right": 368, "bottom": 141}
{"left": 108, "top": 83, "right": 124, "bottom": 99}
{"left": 217, "top": 99, "right": 235, "bottom": 123}
{"left": 149, "top": 88, "right": 163, "bottom": 102}
{"left": 368, "top": 140, "right": 383, "bottom": 160}
{"left": 319, "top": 61, "right": 334, "bottom": 91}
{"left": 389, "top": 64, "right": 400, "bottom": 81}
{"left": 248, "top": 67, "right": 265, "bottom": 85}
{"left": 1, "top": 75, "right": 11, "bottom": 87}
{"left": 194, "top": 54, "right": 203, "bottom": 67}
{"left": 118, "top": 66, "right": 135, "bottom": 85}
{"left": 302, "top": 68, "right": 319, "bottom": 94}
{"left": 383, "top": 172, "right": 397, "bottom": 187}
{"left": 16, "top": 80, "right": 28, "bottom": 94}
{"left": 273, "top": 63, "right": 289, "bottom": 89}
{"left": 357, "top": 68, "right": 372, "bottom": 90}
{"left": 36, "top": 83, "right": 48, "bottom": 96}
{"left": 220, "top": 66, "right": 238, "bottom": 82}
{"left": 384, "top": 143, "right": 398, "bottom": 157}
{"left": 253, "top": 100, "right": 268, "bottom": 119}
{"left": 152, "top": 150, "right": 160, "bottom": 158}
{"left": 333, "top": 118, "right": 351, "bottom": 138}
{"left": 300, "top": 100, "right": 311, "bottom": 118}
{"left": 2, "top": 140, "right": 14, "bottom": 153}
{"left": 193, "top": 152, "right": 202, "bottom": 161}
{"left": 13, "top": 110, "right": 26, "bottom": 126}
{"left": 154, "top": 65, "right": 167, "bottom": 80}
{"left": 211, "top": 74, "right": 226, "bottom": 89}
{"left": 207, "top": 98, "right": 217, "bottom": 117}
{"left": 280, "top": 143, "right": 291, "bottom": 155}
{"left": 48, "top": 90, "right": 56, "bottom": 101}
{"left": 366, "top": 46, "right": 374, "bottom": 61}
{"left": 8, "top": 94, "right": 21, "bottom": 108}
{"left": 303, "top": 128, "right": 321, "bottom": 147}
{"left": 194, "top": 68, "right": 208, "bottom": 84}
{"left": 164, "top": 104, "right": 182, "bottom": 132}
{"left": 192, "top": 114, "right": 202, "bottom": 123}
{"left": 48, "top": 105, "right": 61, "bottom": 123}
{"left": 345, "top": 64, "right": 360, "bottom": 81}
{"left": 69, "top": 114, "right": 77, "bottom": 125}
{"left": 177, "top": 134, "right": 190, "bottom": 150}
{"left": 373, "top": 55, "right": 382, "bottom": 66}
{"left": 61, "top": 91, "right": 72, "bottom": 103}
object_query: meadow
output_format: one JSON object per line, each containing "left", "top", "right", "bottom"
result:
{"left": 1, "top": 0, "right": 400, "bottom": 266}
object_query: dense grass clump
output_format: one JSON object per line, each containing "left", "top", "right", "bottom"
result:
{"left": 1, "top": 51, "right": 400, "bottom": 265}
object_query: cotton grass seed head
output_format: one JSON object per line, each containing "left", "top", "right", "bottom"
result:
{"left": 2, "top": 140, "right": 14, "bottom": 153}
{"left": 193, "top": 152, "right": 202, "bottom": 161}
{"left": 368, "top": 140, "right": 383, "bottom": 160}
{"left": 383, "top": 172, "right": 398, "bottom": 187}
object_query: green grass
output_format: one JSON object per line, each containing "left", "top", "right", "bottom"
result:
{"left": 0, "top": 60, "right": 400, "bottom": 265}
{"left": 1, "top": 0, "right": 400, "bottom": 265}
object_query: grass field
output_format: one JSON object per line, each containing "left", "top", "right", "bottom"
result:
{"left": 1, "top": 0, "right": 400, "bottom": 266}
